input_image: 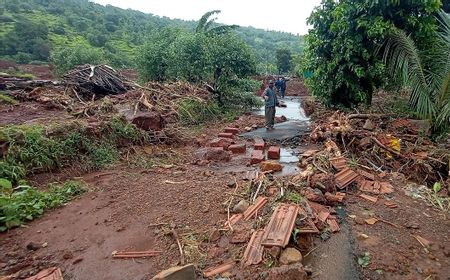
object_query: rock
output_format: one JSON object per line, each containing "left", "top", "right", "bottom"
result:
{"left": 260, "top": 160, "right": 283, "bottom": 172}
{"left": 267, "top": 246, "right": 281, "bottom": 259}
{"left": 63, "top": 250, "right": 74, "bottom": 260}
{"left": 41, "top": 242, "right": 48, "bottom": 248}
{"left": 363, "top": 119, "right": 375, "bottom": 130}
{"left": 302, "top": 187, "right": 325, "bottom": 203}
{"left": 233, "top": 200, "right": 250, "bottom": 213}
{"left": 152, "top": 264, "right": 196, "bottom": 280}
{"left": 267, "top": 263, "right": 307, "bottom": 280}
{"left": 131, "top": 112, "right": 165, "bottom": 131}
{"left": 26, "top": 242, "right": 40, "bottom": 251}
{"left": 227, "top": 180, "right": 236, "bottom": 188}
{"left": 244, "top": 126, "right": 252, "bottom": 132}
{"left": 194, "top": 147, "right": 231, "bottom": 162}
{"left": 279, "top": 248, "right": 302, "bottom": 265}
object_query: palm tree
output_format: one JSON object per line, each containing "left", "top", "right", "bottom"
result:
{"left": 195, "top": 10, "right": 238, "bottom": 35}
{"left": 383, "top": 11, "right": 450, "bottom": 130}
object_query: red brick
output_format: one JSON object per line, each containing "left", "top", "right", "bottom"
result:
{"left": 207, "top": 138, "right": 233, "bottom": 149}
{"left": 224, "top": 127, "right": 239, "bottom": 135}
{"left": 254, "top": 138, "right": 265, "bottom": 150}
{"left": 228, "top": 143, "right": 246, "bottom": 154}
{"left": 251, "top": 150, "right": 265, "bottom": 164}
{"left": 218, "top": 132, "right": 234, "bottom": 139}
{"left": 267, "top": 146, "right": 280, "bottom": 159}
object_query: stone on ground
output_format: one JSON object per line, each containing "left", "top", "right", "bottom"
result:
{"left": 260, "top": 160, "right": 283, "bottom": 172}
{"left": 233, "top": 199, "right": 250, "bottom": 213}
{"left": 279, "top": 248, "right": 302, "bottom": 265}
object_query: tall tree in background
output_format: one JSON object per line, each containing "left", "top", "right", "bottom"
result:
{"left": 276, "top": 48, "right": 292, "bottom": 74}
{"left": 383, "top": 11, "right": 450, "bottom": 130}
{"left": 305, "top": 0, "right": 441, "bottom": 107}
{"left": 195, "top": 10, "right": 238, "bottom": 36}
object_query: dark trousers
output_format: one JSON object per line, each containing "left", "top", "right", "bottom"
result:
{"left": 265, "top": 106, "right": 275, "bottom": 128}
{"left": 281, "top": 89, "right": 285, "bottom": 98}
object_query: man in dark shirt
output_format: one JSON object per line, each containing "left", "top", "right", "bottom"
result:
{"left": 280, "top": 77, "right": 287, "bottom": 98}
{"left": 263, "top": 80, "right": 277, "bottom": 130}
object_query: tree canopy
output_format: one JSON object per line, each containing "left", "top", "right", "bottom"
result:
{"left": 0, "top": 0, "right": 303, "bottom": 71}
{"left": 305, "top": 0, "right": 442, "bottom": 107}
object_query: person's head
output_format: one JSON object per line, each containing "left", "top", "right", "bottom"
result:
{"left": 268, "top": 80, "right": 274, "bottom": 88}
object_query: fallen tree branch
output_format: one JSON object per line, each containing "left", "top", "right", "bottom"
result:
{"left": 171, "top": 228, "right": 185, "bottom": 265}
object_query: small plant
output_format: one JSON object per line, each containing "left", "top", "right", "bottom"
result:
{"left": 348, "top": 155, "right": 359, "bottom": 168}
{"left": 0, "top": 92, "right": 19, "bottom": 105}
{"left": 0, "top": 179, "right": 86, "bottom": 231}
{"left": 286, "top": 191, "right": 302, "bottom": 204}
{"left": 358, "top": 252, "right": 371, "bottom": 267}
{"left": 425, "top": 182, "right": 450, "bottom": 213}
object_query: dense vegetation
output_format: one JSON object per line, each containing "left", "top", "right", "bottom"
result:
{"left": 304, "top": 0, "right": 449, "bottom": 130}
{"left": 0, "top": 0, "right": 303, "bottom": 71}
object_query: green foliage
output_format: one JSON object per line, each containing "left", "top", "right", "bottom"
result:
{"left": 178, "top": 99, "right": 222, "bottom": 125}
{"left": 276, "top": 48, "right": 292, "bottom": 74}
{"left": 0, "top": 92, "right": 19, "bottom": 105}
{"left": 383, "top": 11, "right": 450, "bottom": 130}
{"left": 358, "top": 252, "right": 371, "bottom": 267}
{"left": 0, "top": 0, "right": 302, "bottom": 69}
{"left": 0, "top": 179, "right": 85, "bottom": 231}
{"left": 305, "top": 0, "right": 441, "bottom": 107}
{"left": 195, "top": 10, "right": 238, "bottom": 36}
{"left": 0, "top": 118, "right": 145, "bottom": 183}
{"left": 51, "top": 44, "right": 105, "bottom": 76}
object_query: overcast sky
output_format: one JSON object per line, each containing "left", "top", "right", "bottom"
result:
{"left": 91, "top": 0, "right": 322, "bottom": 35}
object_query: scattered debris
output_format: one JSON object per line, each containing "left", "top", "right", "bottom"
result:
{"left": 262, "top": 204, "right": 299, "bottom": 247}
{"left": 242, "top": 230, "right": 265, "bottom": 266}
{"left": 243, "top": 196, "right": 268, "bottom": 221}
{"left": 414, "top": 235, "right": 432, "bottom": 248}
{"left": 359, "top": 194, "right": 378, "bottom": 203}
{"left": 365, "top": 218, "right": 379, "bottom": 225}
{"left": 152, "top": 264, "right": 195, "bottom": 280}
{"left": 64, "top": 64, "right": 130, "bottom": 96}
{"left": 335, "top": 168, "right": 359, "bottom": 189}
{"left": 112, "top": 250, "right": 161, "bottom": 258}
{"left": 203, "top": 261, "right": 234, "bottom": 278}
{"left": 25, "top": 267, "right": 63, "bottom": 280}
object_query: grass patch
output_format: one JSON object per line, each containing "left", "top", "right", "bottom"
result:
{"left": 0, "top": 117, "right": 146, "bottom": 184}
{"left": 0, "top": 92, "right": 19, "bottom": 105}
{"left": 0, "top": 179, "right": 86, "bottom": 231}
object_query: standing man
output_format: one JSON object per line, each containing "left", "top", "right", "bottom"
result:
{"left": 263, "top": 80, "right": 277, "bottom": 130}
{"left": 275, "top": 77, "right": 282, "bottom": 94}
{"left": 280, "top": 77, "right": 287, "bottom": 99}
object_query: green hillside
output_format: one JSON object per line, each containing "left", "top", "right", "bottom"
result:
{"left": 0, "top": 0, "right": 303, "bottom": 70}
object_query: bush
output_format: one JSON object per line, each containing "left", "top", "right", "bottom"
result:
{"left": 178, "top": 99, "right": 222, "bottom": 125}
{"left": 0, "top": 179, "right": 86, "bottom": 231}
{"left": 51, "top": 44, "right": 105, "bottom": 76}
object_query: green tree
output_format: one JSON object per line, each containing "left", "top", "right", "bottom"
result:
{"left": 383, "top": 11, "right": 450, "bottom": 130}
{"left": 276, "top": 48, "right": 292, "bottom": 74}
{"left": 305, "top": 0, "right": 441, "bottom": 107}
{"left": 195, "top": 10, "right": 238, "bottom": 36}
{"left": 51, "top": 44, "right": 105, "bottom": 76}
